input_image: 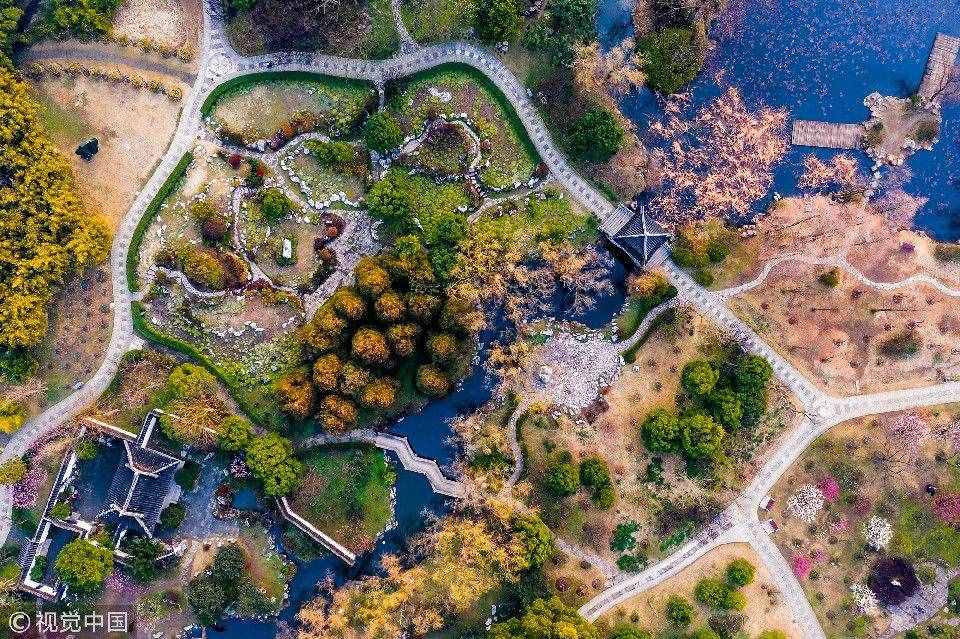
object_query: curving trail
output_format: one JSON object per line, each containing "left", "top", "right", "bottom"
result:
{"left": 716, "top": 252, "right": 960, "bottom": 300}
{"left": 4, "top": 4, "right": 960, "bottom": 636}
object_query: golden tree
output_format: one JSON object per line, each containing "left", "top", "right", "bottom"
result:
{"left": 0, "top": 65, "right": 110, "bottom": 348}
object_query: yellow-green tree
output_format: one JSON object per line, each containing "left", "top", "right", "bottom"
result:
{"left": 0, "top": 65, "right": 110, "bottom": 348}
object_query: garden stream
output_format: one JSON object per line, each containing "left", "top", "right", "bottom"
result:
{"left": 599, "top": 0, "right": 960, "bottom": 240}
{"left": 186, "top": 0, "right": 960, "bottom": 633}
{"left": 189, "top": 256, "right": 627, "bottom": 637}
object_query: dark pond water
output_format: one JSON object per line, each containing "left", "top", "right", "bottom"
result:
{"left": 197, "top": 467, "right": 448, "bottom": 638}
{"left": 198, "top": 251, "right": 627, "bottom": 638}
{"left": 598, "top": 0, "right": 960, "bottom": 241}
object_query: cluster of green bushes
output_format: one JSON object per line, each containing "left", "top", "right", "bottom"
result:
{"left": 366, "top": 168, "right": 469, "bottom": 278}
{"left": 305, "top": 139, "right": 369, "bottom": 177}
{"left": 155, "top": 199, "right": 251, "bottom": 291}
{"left": 127, "top": 153, "right": 194, "bottom": 291}
{"left": 131, "top": 301, "right": 283, "bottom": 429}
{"left": 934, "top": 243, "right": 960, "bottom": 262}
{"left": 187, "top": 543, "right": 258, "bottom": 627}
{"left": 879, "top": 328, "right": 921, "bottom": 359}
{"left": 521, "top": 0, "right": 597, "bottom": 67}
{"left": 214, "top": 413, "right": 303, "bottom": 497}
{"left": 542, "top": 449, "right": 615, "bottom": 509}
{"left": 638, "top": 26, "right": 707, "bottom": 95}
{"left": 278, "top": 242, "right": 477, "bottom": 433}
{"left": 670, "top": 222, "right": 736, "bottom": 287}
{"left": 640, "top": 351, "right": 773, "bottom": 473}
{"left": 611, "top": 558, "right": 777, "bottom": 639}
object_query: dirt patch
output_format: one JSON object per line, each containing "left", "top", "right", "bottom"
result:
{"left": 112, "top": 0, "right": 201, "bottom": 50}
{"left": 30, "top": 73, "right": 182, "bottom": 230}
{"left": 729, "top": 262, "right": 960, "bottom": 395}
{"left": 728, "top": 195, "right": 960, "bottom": 291}
{"left": 600, "top": 542, "right": 802, "bottom": 638}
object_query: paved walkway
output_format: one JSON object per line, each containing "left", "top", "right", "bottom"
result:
{"left": 299, "top": 430, "right": 467, "bottom": 498}
{"left": 4, "top": 6, "right": 959, "bottom": 637}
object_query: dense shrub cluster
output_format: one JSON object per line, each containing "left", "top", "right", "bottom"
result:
{"left": 640, "top": 351, "right": 773, "bottom": 472}
{"left": 279, "top": 243, "right": 477, "bottom": 431}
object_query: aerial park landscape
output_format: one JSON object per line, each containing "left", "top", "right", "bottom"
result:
{"left": 0, "top": 0, "right": 958, "bottom": 637}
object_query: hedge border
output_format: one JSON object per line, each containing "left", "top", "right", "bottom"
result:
{"left": 200, "top": 71, "right": 378, "bottom": 118}
{"left": 126, "top": 152, "right": 194, "bottom": 292}
{"left": 131, "top": 301, "right": 280, "bottom": 428}
{"left": 385, "top": 62, "right": 542, "bottom": 170}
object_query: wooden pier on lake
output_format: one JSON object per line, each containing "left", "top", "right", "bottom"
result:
{"left": 918, "top": 33, "right": 960, "bottom": 101}
{"left": 791, "top": 120, "right": 863, "bottom": 150}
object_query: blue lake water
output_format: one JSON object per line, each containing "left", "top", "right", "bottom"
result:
{"left": 599, "top": 0, "right": 960, "bottom": 240}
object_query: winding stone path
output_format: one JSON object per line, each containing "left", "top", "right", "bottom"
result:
{"left": 4, "top": 5, "right": 959, "bottom": 636}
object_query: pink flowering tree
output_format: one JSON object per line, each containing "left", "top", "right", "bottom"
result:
{"left": 792, "top": 554, "right": 813, "bottom": 579}
{"left": 818, "top": 476, "right": 840, "bottom": 502}
{"left": 829, "top": 515, "right": 850, "bottom": 535}
{"left": 12, "top": 465, "right": 46, "bottom": 509}
{"left": 885, "top": 411, "right": 930, "bottom": 462}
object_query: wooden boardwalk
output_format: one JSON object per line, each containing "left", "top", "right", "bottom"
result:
{"left": 791, "top": 120, "right": 863, "bottom": 149}
{"left": 919, "top": 33, "right": 960, "bottom": 101}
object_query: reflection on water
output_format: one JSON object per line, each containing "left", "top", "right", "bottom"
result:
{"left": 598, "top": 0, "right": 960, "bottom": 240}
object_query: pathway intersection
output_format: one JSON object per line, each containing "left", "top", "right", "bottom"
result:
{"left": 2, "top": 6, "right": 958, "bottom": 636}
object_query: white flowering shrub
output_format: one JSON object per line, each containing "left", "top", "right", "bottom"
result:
{"left": 850, "top": 583, "right": 879, "bottom": 615}
{"left": 862, "top": 515, "right": 893, "bottom": 550}
{"left": 786, "top": 484, "right": 825, "bottom": 524}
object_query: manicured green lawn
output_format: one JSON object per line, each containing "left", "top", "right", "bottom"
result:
{"left": 291, "top": 444, "right": 396, "bottom": 553}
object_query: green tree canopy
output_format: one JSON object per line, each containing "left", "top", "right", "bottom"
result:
{"left": 640, "top": 407, "right": 679, "bottom": 453}
{"left": 543, "top": 450, "right": 579, "bottom": 497}
{"left": 609, "top": 624, "right": 652, "bottom": 639}
{"left": 245, "top": 432, "right": 303, "bottom": 496}
{"left": 569, "top": 107, "right": 624, "bottom": 163}
{"left": 364, "top": 111, "right": 404, "bottom": 153}
{"left": 681, "top": 360, "right": 720, "bottom": 397}
{"left": 187, "top": 575, "right": 227, "bottom": 627}
{"left": 474, "top": 0, "right": 522, "bottom": 43}
{"left": 54, "top": 539, "right": 113, "bottom": 593}
{"left": 680, "top": 412, "right": 725, "bottom": 460}
{"left": 489, "top": 596, "right": 598, "bottom": 639}
{"left": 639, "top": 27, "right": 705, "bottom": 94}
{"left": 665, "top": 593, "right": 695, "bottom": 627}
{"left": 511, "top": 512, "right": 556, "bottom": 568}
{"left": 725, "top": 557, "right": 755, "bottom": 587}
{"left": 734, "top": 354, "right": 773, "bottom": 393}
{"left": 259, "top": 187, "right": 292, "bottom": 224}
{"left": 218, "top": 415, "right": 254, "bottom": 451}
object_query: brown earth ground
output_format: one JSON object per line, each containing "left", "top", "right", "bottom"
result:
{"left": 598, "top": 543, "right": 801, "bottom": 638}
{"left": 30, "top": 70, "right": 184, "bottom": 230}
{"left": 715, "top": 195, "right": 960, "bottom": 291}
{"left": 112, "top": 0, "right": 202, "bottom": 51}
{"left": 465, "top": 307, "right": 800, "bottom": 567}
{"left": 765, "top": 405, "right": 960, "bottom": 638}
{"left": 728, "top": 262, "right": 960, "bottom": 396}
